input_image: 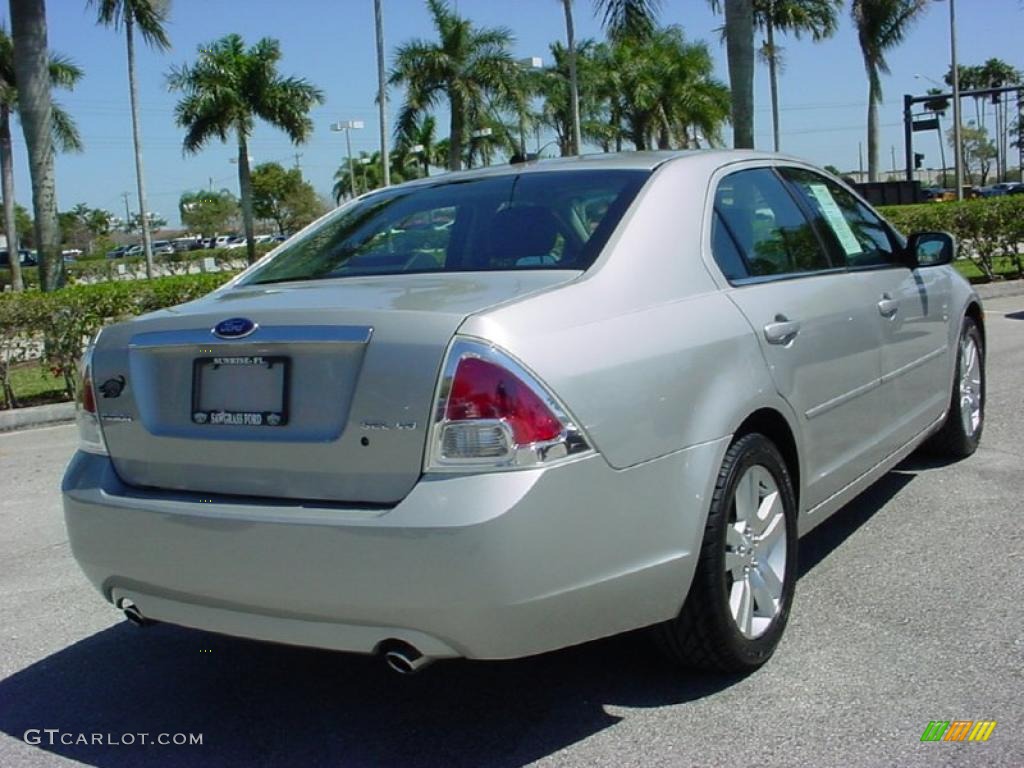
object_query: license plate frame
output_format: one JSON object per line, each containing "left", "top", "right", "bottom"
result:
{"left": 191, "top": 355, "right": 290, "bottom": 427}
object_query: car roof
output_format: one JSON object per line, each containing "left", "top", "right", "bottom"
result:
{"left": 389, "top": 149, "right": 796, "bottom": 191}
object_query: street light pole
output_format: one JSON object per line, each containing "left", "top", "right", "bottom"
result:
{"left": 331, "top": 120, "right": 365, "bottom": 200}
{"left": 949, "top": 0, "right": 964, "bottom": 200}
{"left": 374, "top": 0, "right": 390, "bottom": 187}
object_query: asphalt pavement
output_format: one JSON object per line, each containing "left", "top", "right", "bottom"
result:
{"left": 0, "top": 296, "right": 1021, "bottom": 768}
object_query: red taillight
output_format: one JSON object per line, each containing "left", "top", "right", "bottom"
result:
{"left": 76, "top": 346, "right": 108, "bottom": 455}
{"left": 447, "top": 356, "right": 562, "bottom": 444}
{"left": 80, "top": 369, "right": 96, "bottom": 414}
{"left": 427, "top": 338, "right": 592, "bottom": 472}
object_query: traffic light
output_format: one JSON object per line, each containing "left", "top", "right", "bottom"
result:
{"left": 914, "top": 152, "right": 925, "bottom": 170}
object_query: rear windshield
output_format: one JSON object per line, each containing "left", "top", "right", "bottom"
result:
{"left": 241, "top": 169, "right": 649, "bottom": 285}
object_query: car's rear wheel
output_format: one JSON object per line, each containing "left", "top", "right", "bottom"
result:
{"left": 657, "top": 433, "right": 797, "bottom": 672}
{"left": 925, "top": 317, "right": 984, "bottom": 459}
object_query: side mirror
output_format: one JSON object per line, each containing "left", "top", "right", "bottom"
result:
{"left": 906, "top": 231, "right": 955, "bottom": 268}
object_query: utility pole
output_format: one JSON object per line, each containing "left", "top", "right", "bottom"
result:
{"left": 891, "top": 145, "right": 897, "bottom": 177}
{"left": 949, "top": 0, "right": 964, "bottom": 200}
{"left": 859, "top": 142, "right": 864, "bottom": 181}
{"left": 293, "top": 152, "right": 303, "bottom": 171}
{"left": 121, "top": 192, "right": 131, "bottom": 231}
{"left": 374, "top": 0, "right": 391, "bottom": 187}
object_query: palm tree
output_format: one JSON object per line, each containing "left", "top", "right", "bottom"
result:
{"left": 9, "top": 0, "right": 64, "bottom": 290}
{"left": 851, "top": 0, "right": 929, "bottom": 181}
{"left": 611, "top": 27, "right": 730, "bottom": 150}
{"left": 754, "top": 0, "right": 840, "bottom": 151}
{"left": 594, "top": 0, "right": 661, "bottom": 40}
{"left": 92, "top": 0, "right": 170, "bottom": 281}
{"left": 333, "top": 151, "right": 408, "bottom": 202}
{"left": 395, "top": 114, "right": 439, "bottom": 178}
{"left": 561, "top": 1, "right": 582, "bottom": 155}
{"left": 389, "top": 0, "right": 518, "bottom": 171}
{"left": 168, "top": 34, "right": 324, "bottom": 264}
{"left": 0, "top": 26, "right": 82, "bottom": 291}
{"left": 724, "top": 0, "right": 755, "bottom": 148}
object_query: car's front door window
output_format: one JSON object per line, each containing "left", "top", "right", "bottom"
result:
{"left": 781, "top": 168, "right": 901, "bottom": 269}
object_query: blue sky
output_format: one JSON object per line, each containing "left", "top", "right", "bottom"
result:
{"left": 15, "top": 0, "right": 1024, "bottom": 226}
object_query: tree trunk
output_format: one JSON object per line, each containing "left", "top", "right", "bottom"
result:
{"left": 724, "top": 0, "right": 755, "bottom": 149}
{"left": 448, "top": 90, "right": 464, "bottom": 171}
{"left": 373, "top": 0, "right": 390, "bottom": 187}
{"left": 125, "top": 16, "right": 154, "bottom": 279}
{"left": 866, "top": 71, "right": 880, "bottom": 182}
{"left": 122, "top": 17, "right": 153, "bottom": 280}
{"left": 0, "top": 105, "right": 23, "bottom": 291}
{"left": 236, "top": 133, "right": 256, "bottom": 264}
{"left": 563, "top": 0, "right": 582, "bottom": 156}
{"left": 766, "top": 18, "right": 780, "bottom": 152}
{"left": 10, "top": 0, "right": 62, "bottom": 291}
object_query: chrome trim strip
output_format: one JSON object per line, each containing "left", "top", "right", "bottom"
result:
{"left": 804, "top": 377, "right": 882, "bottom": 420}
{"left": 129, "top": 325, "right": 373, "bottom": 349}
{"left": 879, "top": 346, "right": 947, "bottom": 385}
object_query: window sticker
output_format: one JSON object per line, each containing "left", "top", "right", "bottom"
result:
{"left": 808, "top": 183, "right": 863, "bottom": 256}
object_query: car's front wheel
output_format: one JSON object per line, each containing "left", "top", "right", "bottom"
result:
{"left": 926, "top": 316, "right": 984, "bottom": 459}
{"left": 657, "top": 433, "right": 798, "bottom": 672}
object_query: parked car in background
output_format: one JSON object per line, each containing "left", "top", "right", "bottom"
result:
{"left": 0, "top": 248, "right": 37, "bottom": 267}
{"left": 172, "top": 237, "right": 205, "bottom": 252}
{"left": 1006, "top": 183, "right": 1024, "bottom": 196}
{"left": 64, "top": 151, "right": 984, "bottom": 676}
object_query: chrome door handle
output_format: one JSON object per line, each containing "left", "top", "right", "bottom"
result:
{"left": 878, "top": 295, "right": 899, "bottom": 318}
{"left": 763, "top": 316, "right": 801, "bottom": 345}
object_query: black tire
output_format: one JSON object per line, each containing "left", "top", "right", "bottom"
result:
{"left": 925, "top": 317, "right": 984, "bottom": 459}
{"left": 656, "top": 433, "right": 798, "bottom": 673}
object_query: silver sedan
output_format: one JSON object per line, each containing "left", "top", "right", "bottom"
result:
{"left": 63, "top": 151, "right": 984, "bottom": 674}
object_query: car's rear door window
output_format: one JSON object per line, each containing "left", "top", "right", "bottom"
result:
{"left": 712, "top": 168, "right": 834, "bottom": 280}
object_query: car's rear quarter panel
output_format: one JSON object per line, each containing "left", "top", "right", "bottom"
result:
{"left": 463, "top": 156, "right": 797, "bottom": 472}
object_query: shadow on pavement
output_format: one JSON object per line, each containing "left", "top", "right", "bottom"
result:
{"left": 1, "top": 469, "right": 920, "bottom": 767}
{"left": 1004, "top": 310, "right": 1024, "bottom": 320}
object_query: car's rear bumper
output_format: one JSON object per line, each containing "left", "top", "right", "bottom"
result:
{"left": 61, "top": 439, "right": 727, "bottom": 660}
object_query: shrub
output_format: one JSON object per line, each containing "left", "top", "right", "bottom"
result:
{"left": 879, "top": 196, "right": 1024, "bottom": 281}
{"left": 0, "top": 272, "right": 234, "bottom": 406}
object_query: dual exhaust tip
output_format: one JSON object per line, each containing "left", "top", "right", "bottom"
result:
{"left": 120, "top": 601, "right": 433, "bottom": 675}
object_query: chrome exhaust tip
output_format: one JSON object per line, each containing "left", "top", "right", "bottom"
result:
{"left": 119, "top": 599, "right": 151, "bottom": 627}
{"left": 380, "top": 640, "right": 433, "bottom": 675}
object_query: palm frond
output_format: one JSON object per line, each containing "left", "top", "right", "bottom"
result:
{"left": 91, "top": 0, "right": 171, "bottom": 50}
{"left": 51, "top": 100, "right": 83, "bottom": 153}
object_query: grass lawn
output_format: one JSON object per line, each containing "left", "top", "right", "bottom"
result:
{"left": 3, "top": 361, "right": 70, "bottom": 409}
{"left": 954, "top": 256, "right": 1022, "bottom": 283}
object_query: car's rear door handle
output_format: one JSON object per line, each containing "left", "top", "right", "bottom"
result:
{"left": 763, "top": 316, "right": 801, "bottom": 345}
{"left": 878, "top": 295, "right": 899, "bottom": 318}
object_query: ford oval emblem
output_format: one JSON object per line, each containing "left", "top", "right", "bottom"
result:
{"left": 212, "top": 317, "right": 257, "bottom": 339}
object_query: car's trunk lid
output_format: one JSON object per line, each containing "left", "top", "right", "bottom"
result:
{"left": 91, "top": 271, "right": 577, "bottom": 503}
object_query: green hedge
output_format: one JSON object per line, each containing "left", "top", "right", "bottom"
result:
{"left": 0, "top": 244, "right": 274, "bottom": 290}
{"left": 0, "top": 272, "right": 233, "bottom": 408}
{"left": 879, "top": 196, "right": 1024, "bottom": 281}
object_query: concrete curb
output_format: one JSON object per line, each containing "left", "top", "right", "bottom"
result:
{"left": 0, "top": 401, "right": 75, "bottom": 433}
{"left": 975, "top": 279, "right": 1024, "bottom": 300}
